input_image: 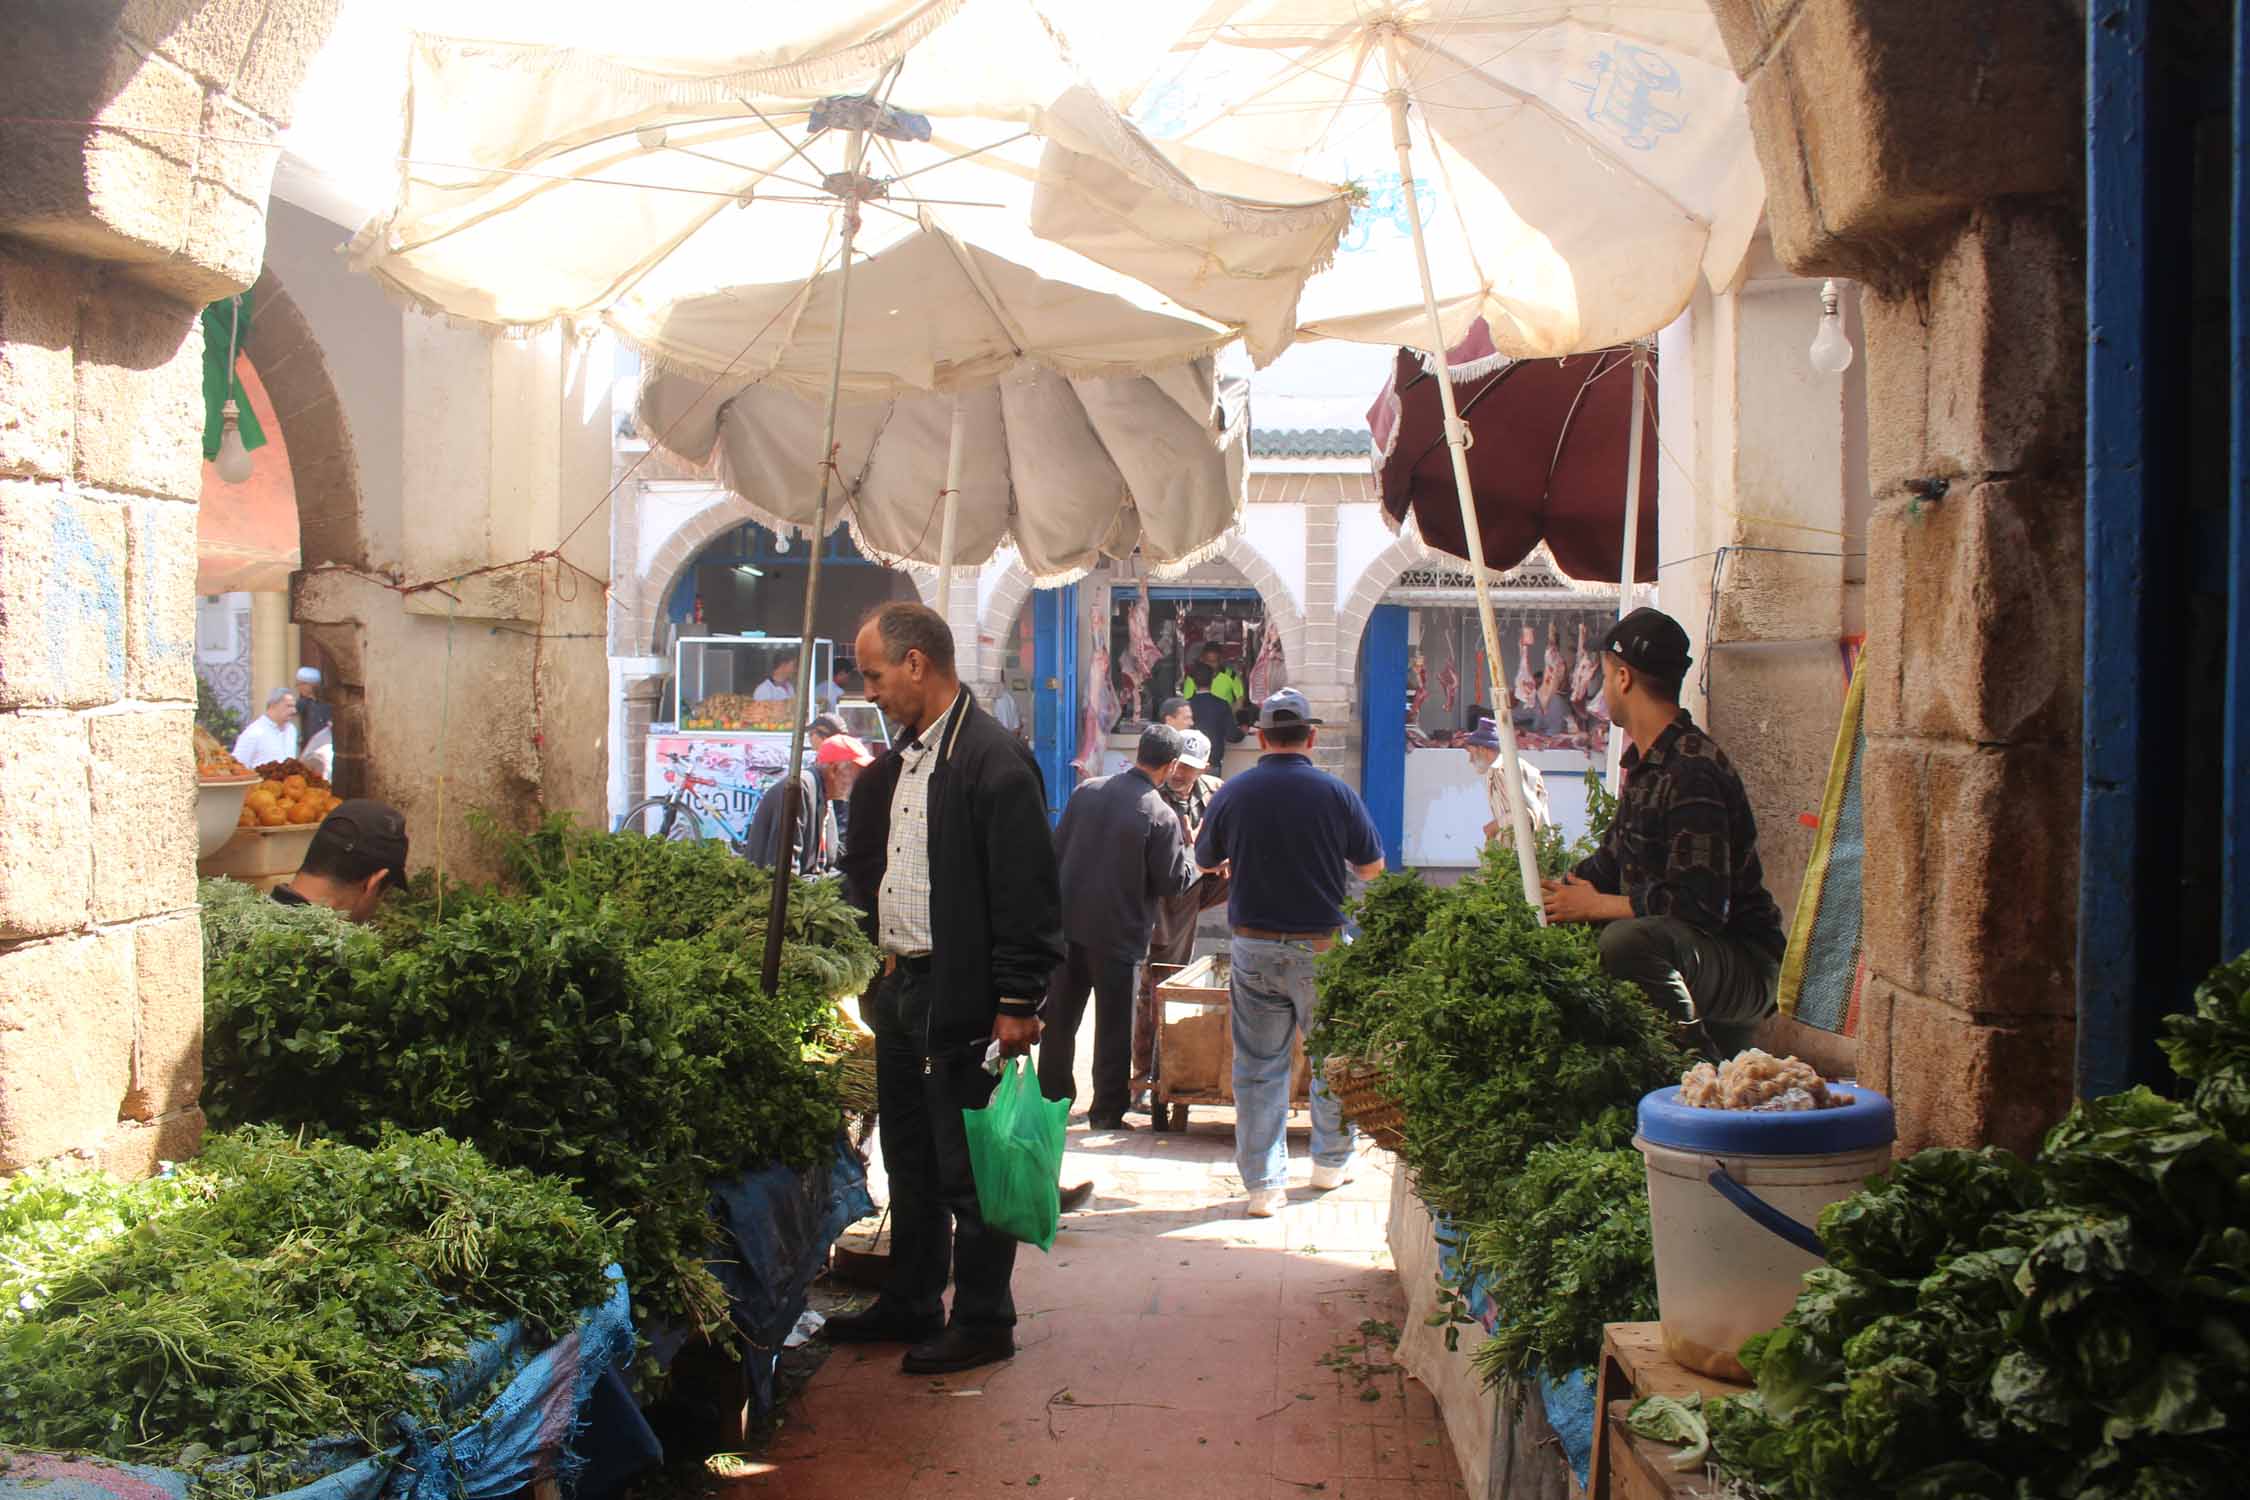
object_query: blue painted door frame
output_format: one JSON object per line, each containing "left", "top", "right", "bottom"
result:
{"left": 1361, "top": 605, "right": 1409, "bottom": 870}
{"left": 1031, "top": 584, "right": 1080, "bottom": 823}
{"left": 2081, "top": 0, "right": 2250, "bottom": 1095}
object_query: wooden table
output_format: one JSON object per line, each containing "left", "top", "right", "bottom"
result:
{"left": 1587, "top": 1323, "right": 1748, "bottom": 1500}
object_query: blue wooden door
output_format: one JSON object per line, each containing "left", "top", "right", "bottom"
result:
{"left": 1031, "top": 584, "right": 1080, "bottom": 822}
{"left": 1360, "top": 605, "right": 1409, "bottom": 870}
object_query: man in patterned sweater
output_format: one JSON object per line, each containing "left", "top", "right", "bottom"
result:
{"left": 1541, "top": 607, "right": 1785, "bottom": 1061}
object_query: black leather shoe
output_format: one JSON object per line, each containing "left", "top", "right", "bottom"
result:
{"left": 1060, "top": 1180, "right": 1095, "bottom": 1213}
{"left": 902, "top": 1324, "right": 1015, "bottom": 1375}
{"left": 1088, "top": 1115, "right": 1137, "bottom": 1132}
{"left": 821, "top": 1302, "right": 943, "bottom": 1345}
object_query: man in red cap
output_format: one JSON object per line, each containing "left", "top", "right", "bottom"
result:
{"left": 747, "top": 733, "right": 873, "bottom": 874}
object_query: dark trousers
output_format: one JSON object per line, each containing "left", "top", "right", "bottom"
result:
{"left": 870, "top": 967, "right": 1017, "bottom": 1330}
{"left": 1597, "top": 916, "right": 1779, "bottom": 1062}
{"left": 1038, "top": 940, "right": 1140, "bottom": 1122}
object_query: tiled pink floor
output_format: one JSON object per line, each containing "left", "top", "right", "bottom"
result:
{"left": 737, "top": 1109, "right": 1467, "bottom": 1500}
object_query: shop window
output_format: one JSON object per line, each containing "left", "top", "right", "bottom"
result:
{"left": 1107, "top": 586, "right": 1277, "bottom": 731}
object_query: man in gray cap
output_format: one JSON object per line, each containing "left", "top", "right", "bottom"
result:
{"left": 1040, "top": 723, "right": 1198, "bottom": 1131}
{"left": 1541, "top": 607, "right": 1784, "bottom": 1059}
{"left": 1193, "top": 689, "right": 1384, "bottom": 1216}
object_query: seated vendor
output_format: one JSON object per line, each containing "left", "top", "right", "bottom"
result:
{"left": 1539, "top": 608, "right": 1784, "bottom": 1060}
{"left": 272, "top": 799, "right": 410, "bottom": 923}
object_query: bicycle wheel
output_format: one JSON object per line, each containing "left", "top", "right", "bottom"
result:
{"left": 618, "top": 798, "right": 705, "bottom": 841}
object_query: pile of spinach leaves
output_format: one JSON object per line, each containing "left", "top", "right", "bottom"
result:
{"left": 1708, "top": 952, "right": 2250, "bottom": 1499}
{"left": 201, "top": 817, "right": 880, "bottom": 1341}
{"left": 0, "top": 1126, "right": 618, "bottom": 1470}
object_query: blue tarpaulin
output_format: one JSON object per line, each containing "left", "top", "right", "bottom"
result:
{"left": 0, "top": 1270, "right": 639, "bottom": 1500}
{"left": 1431, "top": 1214, "right": 1598, "bottom": 1488}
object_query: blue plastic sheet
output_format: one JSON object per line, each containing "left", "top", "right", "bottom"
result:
{"left": 0, "top": 1270, "right": 638, "bottom": 1500}
{"left": 1431, "top": 1212, "right": 1598, "bottom": 1489}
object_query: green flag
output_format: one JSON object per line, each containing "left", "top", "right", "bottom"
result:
{"left": 201, "top": 292, "right": 268, "bottom": 462}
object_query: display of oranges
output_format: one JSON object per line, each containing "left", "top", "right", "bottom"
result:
{"left": 238, "top": 762, "right": 343, "bottom": 828}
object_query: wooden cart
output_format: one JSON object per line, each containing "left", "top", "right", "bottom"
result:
{"left": 1148, "top": 952, "right": 1312, "bottom": 1133}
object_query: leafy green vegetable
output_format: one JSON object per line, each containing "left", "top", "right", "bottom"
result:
{"left": 1466, "top": 1143, "right": 1659, "bottom": 1385}
{"left": 1314, "top": 843, "right": 1685, "bottom": 1392}
{"left": 1627, "top": 1393, "right": 1710, "bottom": 1472}
{"left": 1706, "top": 955, "right": 2250, "bottom": 1499}
{"left": 0, "top": 1127, "right": 617, "bottom": 1469}
{"left": 200, "top": 817, "right": 881, "bottom": 1340}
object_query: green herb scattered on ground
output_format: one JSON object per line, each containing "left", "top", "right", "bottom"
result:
{"left": 0, "top": 1127, "right": 618, "bottom": 1471}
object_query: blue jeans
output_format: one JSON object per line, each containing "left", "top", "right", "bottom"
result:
{"left": 1229, "top": 936, "right": 1355, "bottom": 1191}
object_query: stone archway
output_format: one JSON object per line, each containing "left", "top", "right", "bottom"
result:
{"left": 236, "top": 264, "right": 372, "bottom": 791}
{"left": 1334, "top": 532, "right": 1438, "bottom": 685}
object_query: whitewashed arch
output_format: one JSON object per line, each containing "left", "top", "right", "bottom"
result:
{"left": 1335, "top": 531, "right": 1440, "bottom": 677}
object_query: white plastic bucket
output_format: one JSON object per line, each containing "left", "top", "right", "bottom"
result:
{"left": 1634, "top": 1084, "right": 1895, "bottom": 1381}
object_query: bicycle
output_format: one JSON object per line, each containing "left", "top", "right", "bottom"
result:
{"left": 617, "top": 753, "right": 758, "bottom": 850}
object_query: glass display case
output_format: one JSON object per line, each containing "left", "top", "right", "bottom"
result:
{"left": 672, "top": 635, "right": 832, "bottom": 734}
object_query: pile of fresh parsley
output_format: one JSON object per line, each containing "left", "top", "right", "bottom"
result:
{"left": 1312, "top": 832, "right": 1686, "bottom": 1385}
{"left": 200, "top": 816, "right": 880, "bottom": 1342}
{"left": 1707, "top": 952, "right": 2250, "bottom": 1498}
{"left": 0, "top": 1127, "right": 618, "bottom": 1471}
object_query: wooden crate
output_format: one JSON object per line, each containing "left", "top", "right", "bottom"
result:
{"left": 1588, "top": 1323, "right": 1748, "bottom": 1500}
{"left": 1153, "top": 953, "right": 1312, "bottom": 1114}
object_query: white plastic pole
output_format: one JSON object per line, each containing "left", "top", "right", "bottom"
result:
{"left": 1608, "top": 342, "right": 1651, "bottom": 787}
{"left": 763, "top": 125, "right": 870, "bottom": 993}
{"left": 1382, "top": 53, "right": 1543, "bottom": 913}
{"left": 936, "top": 393, "right": 966, "bottom": 612}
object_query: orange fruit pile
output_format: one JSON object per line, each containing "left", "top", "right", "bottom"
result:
{"left": 239, "top": 772, "right": 342, "bottom": 828}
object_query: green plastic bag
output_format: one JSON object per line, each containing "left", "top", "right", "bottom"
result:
{"left": 961, "top": 1055, "right": 1070, "bottom": 1251}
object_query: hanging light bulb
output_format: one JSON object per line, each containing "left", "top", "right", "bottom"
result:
{"left": 215, "top": 398, "right": 254, "bottom": 483}
{"left": 1808, "top": 279, "right": 1854, "bottom": 375}
{"left": 773, "top": 529, "right": 791, "bottom": 554}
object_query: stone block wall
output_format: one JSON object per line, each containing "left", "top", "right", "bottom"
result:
{"left": 0, "top": 2, "right": 337, "bottom": 1176}
{"left": 1710, "top": 0, "right": 2086, "bottom": 1156}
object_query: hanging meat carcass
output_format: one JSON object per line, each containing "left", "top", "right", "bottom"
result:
{"left": 1073, "top": 633, "right": 1115, "bottom": 779}
{"left": 1120, "top": 580, "right": 1163, "bottom": 713}
{"left": 1514, "top": 624, "right": 1539, "bottom": 710}
{"left": 1245, "top": 621, "right": 1285, "bottom": 703}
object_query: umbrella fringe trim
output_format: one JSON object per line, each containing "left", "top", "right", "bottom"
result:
{"left": 409, "top": 3, "right": 976, "bottom": 108}
{"left": 633, "top": 403, "right": 1167, "bottom": 587}
{"left": 614, "top": 321, "right": 1238, "bottom": 399}
{"left": 1048, "top": 105, "right": 1358, "bottom": 247}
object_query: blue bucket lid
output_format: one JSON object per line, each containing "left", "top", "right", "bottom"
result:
{"left": 1636, "top": 1083, "right": 1895, "bottom": 1155}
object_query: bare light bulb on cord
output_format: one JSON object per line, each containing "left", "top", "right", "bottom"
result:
{"left": 215, "top": 399, "right": 254, "bottom": 483}
{"left": 1809, "top": 279, "right": 1854, "bottom": 375}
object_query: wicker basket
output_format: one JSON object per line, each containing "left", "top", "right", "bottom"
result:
{"left": 1324, "top": 1055, "right": 1407, "bottom": 1153}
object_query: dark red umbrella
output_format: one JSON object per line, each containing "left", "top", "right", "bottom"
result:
{"left": 1367, "top": 320, "right": 1656, "bottom": 583}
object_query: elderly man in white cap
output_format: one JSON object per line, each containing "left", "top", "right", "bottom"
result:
{"left": 1130, "top": 727, "right": 1228, "bottom": 1113}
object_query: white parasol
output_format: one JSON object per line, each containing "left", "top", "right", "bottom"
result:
{"left": 1082, "top": 2, "right": 1764, "bottom": 907}
{"left": 343, "top": 3, "right": 1352, "bottom": 986}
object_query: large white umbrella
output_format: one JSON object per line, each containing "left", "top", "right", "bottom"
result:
{"left": 344, "top": 4, "right": 1352, "bottom": 985}
{"left": 634, "top": 228, "right": 1248, "bottom": 584}
{"left": 1075, "top": 1, "right": 1764, "bottom": 908}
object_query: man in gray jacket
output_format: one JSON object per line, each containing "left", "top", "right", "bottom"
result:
{"left": 1039, "top": 723, "right": 1198, "bottom": 1129}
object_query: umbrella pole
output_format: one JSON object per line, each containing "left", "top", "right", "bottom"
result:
{"left": 1608, "top": 341, "right": 1651, "bottom": 787}
{"left": 936, "top": 393, "right": 966, "bottom": 611}
{"left": 763, "top": 127, "right": 872, "bottom": 994}
{"left": 1382, "top": 68, "right": 1543, "bottom": 912}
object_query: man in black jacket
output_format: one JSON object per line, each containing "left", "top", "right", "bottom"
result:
{"left": 827, "top": 602, "right": 1065, "bottom": 1375}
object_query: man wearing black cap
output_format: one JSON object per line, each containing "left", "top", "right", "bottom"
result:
{"left": 1194, "top": 688, "right": 1385, "bottom": 1217}
{"left": 1040, "top": 723, "right": 1198, "bottom": 1132}
{"left": 1540, "top": 607, "right": 1785, "bottom": 1060}
{"left": 271, "top": 800, "right": 409, "bottom": 923}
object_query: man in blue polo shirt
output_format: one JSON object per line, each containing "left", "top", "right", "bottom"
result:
{"left": 1194, "top": 688, "right": 1385, "bottom": 1217}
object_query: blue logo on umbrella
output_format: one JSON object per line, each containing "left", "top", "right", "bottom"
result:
{"left": 1343, "top": 172, "right": 1435, "bottom": 254}
{"left": 1571, "top": 44, "right": 1686, "bottom": 151}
